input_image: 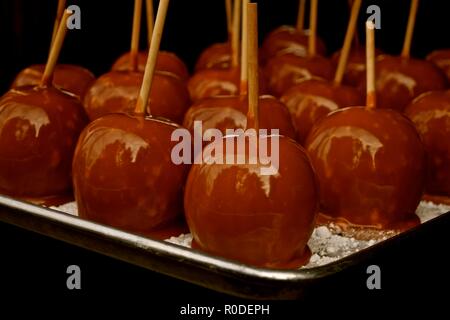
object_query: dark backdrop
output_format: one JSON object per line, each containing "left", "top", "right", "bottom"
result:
{"left": 1, "top": 0, "right": 450, "bottom": 93}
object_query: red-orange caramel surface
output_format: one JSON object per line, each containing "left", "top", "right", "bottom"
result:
{"left": 111, "top": 51, "right": 190, "bottom": 82}
{"left": 358, "top": 55, "right": 448, "bottom": 112}
{"left": 427, "top": 49, "right": 450, "bottom": 82}
{"left": 0, "top": 85, "right": 88, "bottom": 197}
{"left": 184, "top": 134, "right": 319, "bottom": 268}
{"left": 195, "top": 42, "right": 231, "bottom": 72}
{"left": 331, "top": 46, "right": 383, "bottom": 87}
{"left": 305, "top": 107, "right": 426, "bottom": 230}
{"left": 260, "top": 26, "right": 327, "bottom": 66}
{"left": 73, "top": 113, "right": 190, "bottom": 237}
{"left": 188, "top": 67, "right": 267, "bottom": 102}
{"left": 11, "top": 64, "right": 95, "bottom": 100}
{"left": 83, "top": 71, "right": 190, "bottom": 123}
{"left": 281, "top": 78, "right": 363, "bottom": 144}
{"left": 182, "top": 95, "right": 296, "bottom": 140}
{"left": 405, "top": 90, "right": 450, "bottom": 197}
{"left": 264, "top": 53, "right": 335, "bottom": 97}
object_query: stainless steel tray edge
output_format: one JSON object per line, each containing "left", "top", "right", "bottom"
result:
{"left": 0, "top": 194, "right": 447, "bottom": 299}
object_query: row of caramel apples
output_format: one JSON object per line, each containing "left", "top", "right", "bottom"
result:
{"left": 0, "top": 0, "right": 449, "bottom": 268}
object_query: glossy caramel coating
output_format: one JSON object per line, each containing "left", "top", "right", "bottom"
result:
{"left": 11, "top": 64, "right": 95, "bottom": 99}
{"left": 184, "top": 134, "right": 319, "bottom": 268}
{"left": 73, "top": 113, "right": 190, "bottom": 233}
{"left": 427, "top": 49, "right": 450, "bottom": 82}
{"left": 359, "top": 55, "right": 448, "bottom": 112}
{"left": 0, "top": 86, "right": 88, "bottom": 197}
{"left": 84, "top": 70, "right": 190, "bottom": 123}
{"left": 305, "top": 107, "right": 426, "bottom": 229}
{"left": 281, "top": 78, "right": 363, "bottom": 144}
{"left": 188, "top": 67, "right": 267, "bottom": 102}
{"left": 183, "top": 95, "right": 296, "bottom": 140}
{"left": 264, "top": 53, "right": 335, "bottom": 97}
{"left": 188, "top": 67, "right": 239, "bottom": 102}
{"left": 405, "top": 90, "right": 450, "bottom": 197}
{"left": 331, "top": 46, "right": 383, "bottom": 87}
{"left": 260, "top": 26, "right": 327, "bottom": 66}
{"left": 195, "top": 42, "right": 231, "bottom": 72}
{"left": 111, "top": 51, "right": 189, "bottom": 81}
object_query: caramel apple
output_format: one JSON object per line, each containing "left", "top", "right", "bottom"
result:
{"left": 264, "top": 0, "right": 334, "bottom": 97}
{"left": 74, "top": 0, "right": 189, "bottom": 237}
{"left": 184, "top": 0, "right": 294, "bottom": 140}
{"left": 330, "top": 0, "right": 383, "bottom": 87}
{"left": 110, "top": 0, "right": 189, "bottom": 81}
{"left": 260, "top": 0, "right": 326, "bottom": 65}
{"left": 405, "top": 90, "right": 450, "bottom": 197}
{"left": 183, "top": 95, "right": 296, "bottom": 141}
{"left": 281, "top": 78, "right": 362, "bottom": 143}
{"left": 112, "top": 51, "right": 189, "bottom": 81}
{"left": 84, "top": 70, "right": 190, "bottom": 123}
{"left": 73, "top": 113, "right": 188, "bottom": 233}
{"left": 194, "top": 0, "right": 233, "bottom": 72}
{"left": 260, "top": 27, "right": 326, "bottom": 66}
{"left": 184, "top": 4, "right": 319, "bottom": 268}
{"left": 11, "top": 64, "right": 95, "bottom": 100}
{"left": 11, "top": 1, "right": 94, "bottom": 99}
{"left": 188, "top": 67, "right": 240, "bottom": 101}
{"left": 194, "top": 42, "right": 231, "bottom": 72}
{"left": 370, "top": 55, "right": 447, "bottom": 111}
{"left": 358, "top": 0, "right": 447, "bottom": 111}
{"left": 0, "top": 10, "right": 88, "bottom": 198}
{"left": 426, "top": 49, "right": 450, "bottom": 83}
{"left": 305, "top": 21, "right": 426, "bottom": 230}
{"left": 331, "top": 46, "right": 383, "bottom": 87}
{"left": 188, "top": 0, "right": 247, "bottom": 101}
{"left": 281, "top": 0, "right": 363, "bottom": 144}
{"left": 84, "top": 0, "right": 190, "bottom": 123}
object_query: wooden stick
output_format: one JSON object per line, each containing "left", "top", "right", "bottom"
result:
{"left": 135, "top": 0, "right": 170, "bottom": 115}
{"left": 366, "top": 21, "right": 376, "bottom": 110}
{"left": 308, "top": 0, "right": 318, "bottom": 57}
{"left": 401, "top": 0, "right": 419, "bottom": 58}
{"left": 334, "top": 0, "right": 362, "bottom": 84}
{"left": 50, "top": 0, "right": 66, "bottom": 48}
{"left": 41, "top": 10, "right": 71, "bottom": 87}
{"left": 296, "top": 0, "right": 306, "bottom": 33}
{"left": 226, "top": 0, "right": 233, "bottom": 40}
{"left": 231, "top": 0, "right": 241, "bottom": 68}
{"left": 347, "top": 0, "right": 360, "bottom": 47}
{"left": 246, "top": 3, "right": 259, "bottom": 131}
{"left": 146, "top": 0, "right": 154, "bottom": 47}
{"left": 130, "top": 0, "right": 143, "bottom": 72}
{"left": 240, "top": 0, "right": 249, "bottom": 95}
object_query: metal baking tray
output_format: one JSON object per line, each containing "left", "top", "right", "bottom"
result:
{"left": 0, "top": 193, "right": 448, "bottom": 299}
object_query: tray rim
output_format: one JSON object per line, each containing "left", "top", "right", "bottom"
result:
{"left": 1, "top": 194, "right": 448, "bottom": 298}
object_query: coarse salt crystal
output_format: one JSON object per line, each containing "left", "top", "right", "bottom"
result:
{"left": 50, "top": 200, "right": 450, "bottom": 268}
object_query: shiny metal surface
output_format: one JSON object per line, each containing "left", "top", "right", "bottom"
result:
{"left": 0, "top": 194, "right": 448, "bottom": 299}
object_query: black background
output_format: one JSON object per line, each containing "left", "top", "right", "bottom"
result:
{"left": 0, "top": 0, "right": 450, "bottom": 315}
{"left": 1, "top": 0, "right": 450, "bottom": 92}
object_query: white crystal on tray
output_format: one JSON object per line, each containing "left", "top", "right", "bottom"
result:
{"left": 50, "top": 200, "right": 450, "bottom": 268}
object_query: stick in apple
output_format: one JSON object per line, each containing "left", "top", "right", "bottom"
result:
{"left": 240, "top": 0, "right": 249, "bottom": 95}
{"left": 308, "top": 0, "right": 318, "bottom": 57}
{"left": 41, "top": 10, "right": 71, "bottom": 87}
{"left": 146, "top": 0, "right": 154, "bottom": 46}
{"left": 366, "top": 21, "right": 376, "bottom": 110}
{"left": 246, "top": 2, "right": 259, "bottom": 131}
{"left": 135, "top": 0, "right": 170, "bottom": 115}
{"left": 401, "top": 0, "right": 419, "bottom": 58}
{"left": 334, "top": 0, "right": 362, "bottom": 85}
{"left": 296, "top": 0, "right": 306, "bottom": 33}
{"left": 231, "top": 0, "right": 242, "bottom": 68}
